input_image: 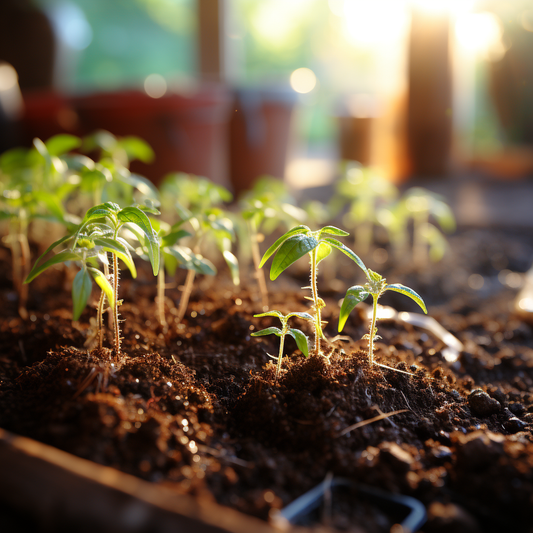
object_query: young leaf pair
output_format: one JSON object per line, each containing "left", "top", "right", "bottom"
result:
{"left": 252, "top": 310, "right": 313, "bottom": 379}
{"left": 25, "top": 202, "right": 160, "bottom": 356}
{"left": 338, "top": 269, "right": 427, "bottom": 366}
{"left": 259, "top": 225, "right": 367, "bottom": 356}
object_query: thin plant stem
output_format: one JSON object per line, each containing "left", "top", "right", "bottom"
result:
{"left": 249, "top": 221, "right": 269, "bottom": 311}
{"left": 157, "top": 262, "right": 167, "bottom": 327}
{"left": 96, "top": 289, "right": 105, "bottom": 350}
{"left": 276, "top": 327, "right": 286, "bottom": 380}
{"left": 368, "top": 294, "right": 379, "bottom": 365}
{"left": 310, "top": 248, "right": 322, "bottom": 356}
{"left": 112, "top": 234, "right": 121, "bottom": 358}
{"left": 177, "top": 268, "right": 196, "bottom": 324}
{"left": 103, "top": 262, "right": 112, "bottom": 329}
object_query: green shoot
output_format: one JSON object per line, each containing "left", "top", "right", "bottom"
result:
{"left": 160, "top": 173, "right": 239, "bottom": 323}
{"left": 259, "top": 225, "right": 367, "bottom": 357}
{"left": 240, "top": 176, "right": 306, "bottom": 311}
{"left": 331, "top": 163, "right": 398, "bottom": 255}
{"left": 338, "top": 268, "right": 427, "bottom": 367}
{"left": 252, "top": 310, "right": 313, "bottom": 379}
{"left": 25, "top": 202, "right": 160, "bottom": 358}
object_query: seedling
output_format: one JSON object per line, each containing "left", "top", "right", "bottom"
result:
{"left": 259, "top": 225, "right": 367, "bottom": 357}
{"left": 133, "top": 218, "right": 216, "bottom": 327}
{"left": 338, "top": 269, "right": 427, "bottom": 367}
{"left": 25, "top": 202, "right": 159, "bottom": 357}
{"left": 160, "top": 173, "right": 239, "bottom": 323}
{"left": 240, "top": 176, "right": 306, "bottom": 310}
{"left": 0, "top": 134, "right": 84, "bottom": 317}
{"left": 252, "top": 310, "right": 313, "bottom": 379}
{"left": 403, "top": 187, "right": 455, "bottom": 266}
{"left": 332, "top": 163, "right": 398, "bottom": 255}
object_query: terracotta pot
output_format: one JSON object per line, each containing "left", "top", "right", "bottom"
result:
{"left": 229, "top": 88, "right": 296, "bottom": 196}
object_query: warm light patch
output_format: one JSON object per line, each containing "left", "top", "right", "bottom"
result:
{"left": 455, "top": 12, "right": 504, "bottom": 59}
{"left": 290, "top": 68, "right": 317, "bottom": 94}
{"left": 144, "top": 73, "right": 167, "bottom": 99}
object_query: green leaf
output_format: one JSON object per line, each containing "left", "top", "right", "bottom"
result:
{"left": 254, "top": 311, "right": 284, "bottom": 320}
{"left": 117, "top": 136, "right": 155, "bottom": 163}
{"left": 25, "top": 250, "right": 81, "bottom": 284}
{"left": 161, "top": 229, "right": 191, "bottom": 248}
{"left": 251, "top": 327, "right": 282, "bottom": 337}
{"left": 323, "top": 238, "right": 368, "bottom": 275}
{"left": 286, "top": 312, "right": 314, "bottom": 321}
{"left": 223, "top": 250, "right": 240, "bottom": 286}
{"left": 72, "top": 268, "right": 92, "bottom": 321}
{"left": 385, "top": 284, "right": 427, "bottom": 314}
{"left": 30, "top": 233, "right": 74, "bottom": 272}
{"left": 93, "top": 238, "right": 137, "bottom": 278}
{"left": 119, "top": 173, "right": 159, "bottom": 199}
{"left": 118, "top": 207, "right": 159, "bottom": 275}
{"left": 319, "top": 226, "right": 349, "bottom": 237}
{"left": 259, "top": 225, "right": 310, "bottom": 268}
{"left": 316, "top": 242, "right": 332, "bottom": 265}
{"left": 88, "top": 267, "right": 114, "bottom": 308}
{"left": 32, "top": 138, "right": 51, "bottom": 166}
{"left": 190, "top": 256, "right": 217, "bottom": 276}
{"left": 288, "top": 328, "right": 309, "bottom": 357}
{"left": 270, "top": 234, "right": 318, "bottom": 280}
{"left": 338, "top": 285, "right": 370, "bottom": 332}
{"left": 34, "top": 191, "right": 65, "bottom": 222}
{"left": 46, "top": 134, "right": 81, "bottom": 156}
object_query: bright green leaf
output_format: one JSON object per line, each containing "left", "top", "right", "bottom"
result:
{"left": 316, "top": 242, "right": 332, "bottom": 265}
{"left": 259, "top": 225, "right": 310, "bottom": 268}
{"left": 25, "top": 250, "right": 81, "bottom": 284}
{"left": 270, "top": 234, "right": 319, "bottom": 280}
{"left": 322, "top": 238, "right": 368, "bottom": 275}
{"left": 94, "top": 238, "right": 137, "bottom": 278}
{"left": 338, "top": 285, "right": 369, "bottom": 331}
{"left": 72, "top": 268, "right": 92, "bottom": 321}
{"left": 251, "top": 327, "right": 282, "bottom": 337}
{"left": 46, "top": 134, "right": 81, "bottom": 157}
{"left": 223, "top": 250, "right": 240, "bottom": 286}
{"left": 254, "top": 311, "right": 284, "bottom": 320}
{"left": 89, "top": 267, "right": 115, "bottom": 308}
{"left": 288, "top": 328, "right": 309, "bottom": 357}
{"left": 319, "top": 226, "right": 349, "bottom": 237}
{"left": 385, "top": 284, "right": 427, "bottom": 314}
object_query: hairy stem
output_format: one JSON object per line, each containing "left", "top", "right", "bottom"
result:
{"left": 310, "top": 248, "right": 322, "bottom": 356}
{"left": 157, "top": 261, "right": 167, "bottom": 327}
{"left": 276, "top": 328, "right": 286, "bottom": 380}
{"left": 368, "top": 294, "right": 379, "bottom": 365}
{"left": 249, "top": 222, "right": 268, "bottom": 311}
{"left": 112, "top": 250, "right": 121, "bottom": 359}
{"left": 96, "top": 289, "right": 105, "bottom": 350}
{"left": 18, "top": 229, "right": 30, "bottom": 319}
{"left": 177, "top": 268, "right": 196, "bottom": 324}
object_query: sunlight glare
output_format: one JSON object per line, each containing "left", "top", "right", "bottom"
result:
{"left": 290, "top": 68, "right": 317, "bottom": 94}
{"left": 455, "top": 12, "right": 504, "bottom": 59}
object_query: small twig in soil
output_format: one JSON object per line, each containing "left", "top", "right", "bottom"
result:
{"left": 336, "top": 408, "right": 409, "bottom": 438}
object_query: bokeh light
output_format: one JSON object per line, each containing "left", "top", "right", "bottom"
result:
{"left": 290, "top": 68, "right": 317, "bottom": 94}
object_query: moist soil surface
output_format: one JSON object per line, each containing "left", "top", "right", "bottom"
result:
{"left": 1, "top": 228, "right": 533, "bottom": 533}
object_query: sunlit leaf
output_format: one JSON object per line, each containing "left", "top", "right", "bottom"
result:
{"left": 338, "top": 285, "right": 369, "bottom": 332}
{"left": 323, "top": 238, "right": 368, "bottom": 275}
{"left": 385, "top": 284, "right": 427, "bottom": 314}
{"left": 94, "top": 238, "right": 137, "bottom": 278}
{"left": 316, "top": 242, "right": 332, "bottom": 265}
{"left": 72, "top": 268, "right": 92, "bottom": 321}
{"left": 25, "top": 250, "right": 81, "bottom": 284}
{"left": 46, "top": 134, "right": 81, "bottom": 157}
{"left": 270, "top": 234, "right": 319, "bottom": 280}
{"left": 89, "top": 267, "right": 114, "bottom": 309}
{"left": 259, "top": 225, "right": 310, "bottom": 268}
{"left": 319, "top": 226, "right": 349, "bottom": 237}
{"left": 223, "top": 250, "right": 240, "bottom": 286}
{"left": 288, "top": 328, "right": 309, "bottom": 357}
{"left": 251, "top": 327, "right": 282, "bottom": 337}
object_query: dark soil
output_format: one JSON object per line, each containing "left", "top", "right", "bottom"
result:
{"left": 1, "top": 228, "right": 533, "bottom": 533}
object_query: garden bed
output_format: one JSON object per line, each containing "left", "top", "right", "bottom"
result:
{"left": 1, "top": 225, "right": 533, "bottom": 533}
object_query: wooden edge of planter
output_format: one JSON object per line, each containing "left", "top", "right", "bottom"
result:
{"left": 0, "top": 428, "right": 310, "bottom": 533}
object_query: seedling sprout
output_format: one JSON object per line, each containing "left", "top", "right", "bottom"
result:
{"left": 259, "top": 225, "right": 367, "bottom": 357}
{"left": 338, "top": 268, "right": 427, "bottom": 368}
{"left": 252, "top": 310, "right": 313, "bottom": 379}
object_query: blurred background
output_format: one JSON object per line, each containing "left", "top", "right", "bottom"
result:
{"left": 1, "top": 0, "right": 533, "bottom": 219}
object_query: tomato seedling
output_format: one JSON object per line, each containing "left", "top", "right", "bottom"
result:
{"left": 259, "top": 225, "right": 367, "bottom": 357}
{"left": 252, "top": 310, "right": 313, "bottom": 379}
{"left": 338, "top": 268, "right": 427, "bottom": 367}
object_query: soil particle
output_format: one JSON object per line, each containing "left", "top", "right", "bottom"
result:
{"left": 425, "top": 502, "right": 481, "bottom": 533}
{"left": 467, "top": 389, "right": 501, "bottom": 417}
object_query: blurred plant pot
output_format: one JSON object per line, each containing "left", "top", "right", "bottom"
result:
{"left": 73, "top": 87, "right": 232, "bottom": 187}
{"left": 229, "top": 88, "right": 296, "bottom": 196}
{"left": 20, "top": 87, "right": 232, "bottom": 187}
{"left": 407, "top": 9, "right": 452, "bottom": 178}
{"left": 338, "top": 116, "right": 373, "bottom": 167}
